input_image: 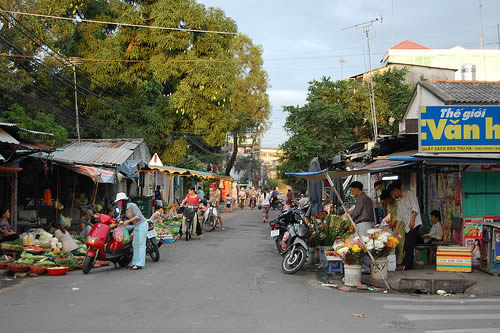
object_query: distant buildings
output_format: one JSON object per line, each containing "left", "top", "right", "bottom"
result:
{"left": 350, "top": 40, "right": 500, "bottom": 84}
{"left": 260, "top": 147, "right": 281, "bottom": 180}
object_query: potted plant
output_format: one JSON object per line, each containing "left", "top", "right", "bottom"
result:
{"left": 333, "top": 235, "right": 366, "bottom": 286}
{"left": 362, "top": 227, "right": 399, "bottom": 280}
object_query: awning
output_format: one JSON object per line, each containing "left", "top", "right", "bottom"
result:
{"left": 147, "top": 165, "right": 232, "bottom": 181}
{"left": 389, "top": 153, "right": 500, "bottom": 164}
{"left": 64, "top": 164, "right": 116, "bottom": 184}
{"left": 286, "top": 162, "right": 418, "bottom": 180}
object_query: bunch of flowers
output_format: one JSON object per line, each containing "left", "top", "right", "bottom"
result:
{"left": 361, "top": 227, "right": 399, "bottom": 259}
{"left": 333, "top": 235, "right": 366, "bottom": 265}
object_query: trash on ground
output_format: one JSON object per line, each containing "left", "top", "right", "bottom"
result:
{"left": 352, "top": 313, "right": 368, "bottom": 318}
{"left": 436, "top": 290, "right": 446, "bottom": 295}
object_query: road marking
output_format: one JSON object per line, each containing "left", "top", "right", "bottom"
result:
{"left": 371, "top": 296, "right": 500, "bottom": 303}
{"left": 384, "top": 304, "right": 500, "bottom": 311}
{"left": 403, "top": 313, "right": 500, "bottom": 321}
{"left": 425, "top": 329, "right": 500, "bottom": 333}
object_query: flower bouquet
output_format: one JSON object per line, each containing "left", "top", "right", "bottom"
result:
{"left": 361, "top": 227, "right": 399, "bottom": 259}
{"left": 333, "top": 235, "right": 365, "bottom": 265}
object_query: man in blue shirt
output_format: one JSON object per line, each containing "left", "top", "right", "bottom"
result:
{"left": 197, "top": 186, "right": 205, "bottom": 201}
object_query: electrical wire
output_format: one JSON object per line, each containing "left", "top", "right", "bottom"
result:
{"left": 0, "top": 53, "right": 228, "bottom": 63}
{"left": 0, "top": 10, "right": 237, "bottom": 35}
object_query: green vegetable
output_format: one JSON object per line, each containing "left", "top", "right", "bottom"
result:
{"left": 33, "top": 261, "right": 56, "bottom": 267}
{"left": 4, "top": 239, "right": 23, "bottom": 246}
{"left": 57, "top": 255, "right": 79, "bottom": 270}
{"left": 72, "top": 235, "right": 85, "bottom": 244}
{"left": 16, "top": 258, "right": 34, "bottom": 264}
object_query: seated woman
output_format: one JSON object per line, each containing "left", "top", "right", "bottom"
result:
{"left": 0, "top": 206, "right": 18, "bottom": 243}
{"left": 423, "top": 210, "right": 444, "bottom": 244}
{"left": 52, "top": 220, "right": 79, "bottom": 255}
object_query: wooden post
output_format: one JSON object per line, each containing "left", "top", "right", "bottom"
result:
{"left": 11, "top": 172, "right": 18, "bottom": 231}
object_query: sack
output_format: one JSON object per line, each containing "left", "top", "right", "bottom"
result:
{"left": 113, "top": 226, "right": 124, "bottom": 242}
{"left": 122, "top": 227, "right": 130, "bottom": 244}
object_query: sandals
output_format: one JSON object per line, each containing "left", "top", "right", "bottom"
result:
{"left": 130, "top": 265, "right": 142, "bottom": 270}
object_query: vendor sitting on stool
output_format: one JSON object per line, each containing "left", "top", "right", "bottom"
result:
{"left": 0, "top": 206, "right": 18, "bottom": 243}
{"left": 423, "top": 210, "right": 443, "bottom": 244}
{"left": 52, "top": 220, "right": 79, "bottom": 255}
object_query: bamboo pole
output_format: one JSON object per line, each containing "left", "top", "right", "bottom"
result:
{"left": 323, "top": 170, "right": 391, "bottom": 291}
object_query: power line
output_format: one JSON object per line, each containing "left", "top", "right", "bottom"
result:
{"left": 0, "top": 53, "right": 228, "bottom": 63}
{"left": 0, "top": 10, "right": 237, "bottom": 35}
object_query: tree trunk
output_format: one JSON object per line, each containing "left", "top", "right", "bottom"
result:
{"left": 225, "top": 133, "right": 238, "bottom": 176}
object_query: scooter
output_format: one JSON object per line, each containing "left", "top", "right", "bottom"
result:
{"left": 279, "top": 210, "right": 313, "bottom": 274}
{"left": 270, "top": 205, "right": 310, "bottom": 255}
{"left": 249, "top": 195, "right": 257, "bottom": 209}
{"left": 83, "top": 214, "right": 133, "bottom": 274}
{"left": 238, "top": 196, "right": 246, "bottom": 209}
{"left": 204, "top": 203, "right": 219, "bottom": 232}
{"left": 271, "top": 197, "right": 284, "bottom": 210}
{"left": 146, "top": 221, "right": 160, "bottom": 262}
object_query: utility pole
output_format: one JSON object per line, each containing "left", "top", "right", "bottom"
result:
{"left": 339, "top": 58, "right": 345, "bottom": 80}
{"left": 479, "top": 1, "right": 484, "bottom": 49}
{"left": 343, "top": 16, "right": 383, "bottom": 140}
{"left": 497, "top": 24, "right": 500, "bottom": 49}
{"left": 70, "top": 57, "right": 83, "bottom": 143}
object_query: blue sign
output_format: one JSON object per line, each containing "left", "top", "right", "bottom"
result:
{"left": 419, "top": 106, "right": 500, "bottom": 152}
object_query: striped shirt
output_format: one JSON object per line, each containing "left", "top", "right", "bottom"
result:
{"left": 396, "top": 190, "right": 422, "bottom": 233}
{"left": 125, "top": 202, "right": 146, "bottom": 226}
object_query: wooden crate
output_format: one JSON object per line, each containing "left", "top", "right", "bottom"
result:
{"left": 436, "top": 246, "right": 472, "bottom": 272}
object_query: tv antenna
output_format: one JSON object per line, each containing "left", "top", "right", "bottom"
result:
{"left": 343, "top": 16, "right": 383, "bottom": 140}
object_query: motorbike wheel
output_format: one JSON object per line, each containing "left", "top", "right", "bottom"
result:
{"left": 82, "top": 255, "right": 96, "bottom": 274}
{"left": 281, "top": 245, "right": 307, "bottom": 274}
{"left": 118, "top": 255, "right": 132, "bottom": 268}
{"left": 186, "top": 220, "right": 192, "bottom": 241}
{"left": 206, "top": 216, "right": 216, "bottom": 232}
{"left": 276, "top": 202, "right": 283, "bottom": 210}
{"left": 275, "top": 238, "right": 284, "bottom": 255}
{"left": 147, "top": 239, "right": 160, "bottom": 262}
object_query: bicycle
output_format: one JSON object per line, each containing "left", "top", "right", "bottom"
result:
{"left": 204, "top": 203, "right": 219, "bottom": 232}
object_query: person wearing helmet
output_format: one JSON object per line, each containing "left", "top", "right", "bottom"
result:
{"left": 114, "top": 192, "right": 147, "bottom": 270}
{"left": 208, "top": 182, "right": 224, "bottom": 231}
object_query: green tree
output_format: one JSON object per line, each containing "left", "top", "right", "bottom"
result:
{"left": 225, "top": 34, "right": 270, "bottom": 176}
{"left": 0, "top": 0, "right": 268, "bottom": 167}
{"left": 277, "top": 78, "right": 367, "bottom": 192}
{"left": 373, "top": 67, "right": 413, "bottom": 134}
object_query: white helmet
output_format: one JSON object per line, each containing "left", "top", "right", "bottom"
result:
{"left": 114, "top": 192, "right": 128, "bottom": 203}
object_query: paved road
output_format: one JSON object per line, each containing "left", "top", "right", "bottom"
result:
{"left": 1, "top": 208, "right": 499, "bottom": 332}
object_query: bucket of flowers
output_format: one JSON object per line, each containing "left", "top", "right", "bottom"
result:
{"left": 333, "top": 235, "right": 366, "bottom": 286}
{"left": 362, "top": 227, "right": 399, "bottom": 280}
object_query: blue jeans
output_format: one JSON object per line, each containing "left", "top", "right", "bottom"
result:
{"left": 132, "top": 221, "right": 148, "bottom": 267}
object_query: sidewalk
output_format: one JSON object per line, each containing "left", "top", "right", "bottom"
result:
{"left": 363, "top": 265, "right": 500, "bottom": 296}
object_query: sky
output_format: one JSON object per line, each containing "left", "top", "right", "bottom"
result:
{"left": 201, "top": 0, "right": 500, "bottom": 148}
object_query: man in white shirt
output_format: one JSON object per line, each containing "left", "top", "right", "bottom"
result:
{"left": 423, "top": 210, "right": 443, "bottom": 244}
{"left": 389, "top": 182, "right": 422, "bottom": 271}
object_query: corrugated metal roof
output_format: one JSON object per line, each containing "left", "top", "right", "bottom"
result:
{"left": 0, "top": 128, "right": 20, "bottom": 144}
{"left": 33, "top": 139, "right": 145, "bottom": 166}
{"left": 421, "top": 81, "right": 500, "bottom": 104}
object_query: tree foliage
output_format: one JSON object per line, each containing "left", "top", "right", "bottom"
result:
{"left": 0, "top": 0, "right": 269, "bottom": 168}
{"left": 277, "top": 68, "right": 413, "bottom": 191}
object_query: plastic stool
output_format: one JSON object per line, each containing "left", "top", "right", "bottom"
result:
{"left": 328, "top": 260, "right": 344, "bottom": 274}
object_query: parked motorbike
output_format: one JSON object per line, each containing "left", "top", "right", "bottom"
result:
{"left": 277, "top": 208, "right": 313, "bottom": 274}
{"left": 271, "top": 197, "right": 284, "bottom": 210}
{"left": 269, "top": 205, "right": 310, "bottom": 255}
{"left": 83, "top": 214, "right": 133, "bottom": 274}
{"left": 146, "top": 221, "right": 160, "bottom": 262}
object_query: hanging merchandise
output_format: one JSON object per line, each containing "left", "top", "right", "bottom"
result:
{"left": 43, "top": 188, "right": 53, "bottom": 206}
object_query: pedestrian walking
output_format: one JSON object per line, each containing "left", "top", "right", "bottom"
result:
{"left": 260, "top": 189, "right": 271, "bottom": 223}
{"left": 388, "top": 182, "right": 422, "bottom": 271}
{"left": 154, "top": 185, "right": 163, "bottom": 211}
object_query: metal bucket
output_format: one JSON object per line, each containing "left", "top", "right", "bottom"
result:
{"left": 370, "top": 257, "right": 388, "bottom": 280}
{"left": 344, "top": 264, "right": 362, "bottom": 286}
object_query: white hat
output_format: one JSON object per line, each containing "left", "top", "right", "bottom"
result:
{"left": 114, "top": 192, "right": 128, "bottom": 203}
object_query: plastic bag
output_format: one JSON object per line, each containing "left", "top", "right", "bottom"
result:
{"left": 122, "top": 227, "right": 130, "bottom": 244}
{"left": 113, "top": 226, "right": 124, "bottom": 242}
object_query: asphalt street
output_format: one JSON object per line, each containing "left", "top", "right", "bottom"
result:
{"left": 1, "top": 208, "right": 500, "bottom": 333}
